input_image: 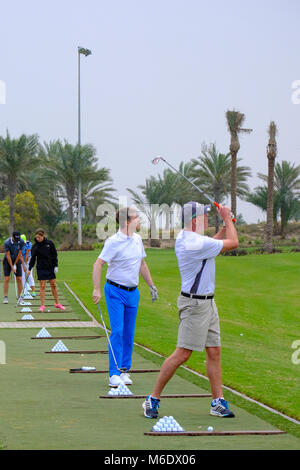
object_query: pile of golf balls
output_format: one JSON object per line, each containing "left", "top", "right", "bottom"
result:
{"left": 152, "top": 416, "right": 184, "bottom": 433}
{"left": 108, "top": 384, "right": 133, "bottom": 396}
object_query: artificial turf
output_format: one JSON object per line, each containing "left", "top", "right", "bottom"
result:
{"left": 0, "top": 324, "right": 299, "bottom": 450}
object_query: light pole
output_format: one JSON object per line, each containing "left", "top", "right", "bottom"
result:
{"left": 77, "top": 46, "right": 92, "bottom": 247}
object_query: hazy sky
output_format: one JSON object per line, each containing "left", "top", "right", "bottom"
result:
{"left": 1, "top": 0, "right": 300, "bottom": 222}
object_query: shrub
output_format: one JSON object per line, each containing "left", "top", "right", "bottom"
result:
{"left": 92, "top": 242, "right": 104, "bottom": 250}
{"left": 222, "top": 249, "right": 247, "bottom": 256}
{"left": 58, "top": 242, "right": 94, "bottom": 251}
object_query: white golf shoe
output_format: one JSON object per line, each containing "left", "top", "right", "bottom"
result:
{"left": 108, "top": 375, "right": 125, "bottom": 388}
{"left": 120, "top": 372, "right": 132, "bottom": 385}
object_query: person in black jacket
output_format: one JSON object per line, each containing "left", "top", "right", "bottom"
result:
{"left": 28, "top": 228, "right": 65, "bottom": 312}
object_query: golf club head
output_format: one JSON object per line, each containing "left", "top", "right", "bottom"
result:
{"left": 152, "top": 156, "right": 164, "bottom": 165}
{"left": 119, "top": 367, "right": 127, "bottom": 374}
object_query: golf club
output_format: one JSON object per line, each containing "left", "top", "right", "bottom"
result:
{"left": 96, "top": 303, "right": 127, "bottom": 374}
{"left": 14, "top": 268, "right": 18, "bottom": 299}
{"left": 152, "top": 156, "right": 236, "bottom": 222}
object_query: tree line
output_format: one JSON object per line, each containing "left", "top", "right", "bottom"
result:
{"left": 0, "top": 132, "right": 115, "bottom": 247}
{"left": 127, "top": 112, "right": 300, "bottom": 252}
{"left": 1, "top": 110, "right": 300, "bottom": 252}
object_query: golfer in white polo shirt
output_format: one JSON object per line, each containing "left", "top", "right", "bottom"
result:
{"left": 143, "top": 201, "right": 238, "bottom": 419}
{"left": 92, "top": 207, "right": 158, "bottom": 388}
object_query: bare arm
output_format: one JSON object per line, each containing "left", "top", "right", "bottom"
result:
{"left": 5, "top": 251, "right": 14, "bottom": 270}
{"left": 213, "top": 226, "right": 226, "bottom": 240}
{"left": 140, "top": 258, "right": 159, "bottom": 302}
{"left": 139, "top": 258, "right": 154, "bottom": 287}
{"left": 216, "top": 206, "right": 239, "bottom": 253}
{"left": 92, "top": 258, "right": 106, "bottom": 304}
{"left": 15, "top": 250, "right": 26, "bottom": 271}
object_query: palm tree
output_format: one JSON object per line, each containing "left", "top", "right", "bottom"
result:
{"left": 18, "top": 160, "right": 65, "bottom": 236}
{"left": 225, "top": 110, "right": 252, "bottom": 218}
{"left": 155, "top": 164, "right": 196, "bottom": 229}
{"left": 43, "top": 140, "right": 113, "bottom": 246}
{"left": 172, "top": 161, "right": 201, "bottom": 206}
{"left": 271, "top": 161, "right": 300, "bottom": 237}
{"left": 81, "top": 177, "right": 116, "bottom": 224}
{"left": 0, "top": 131, "right": 40, "bottom": 233}
{"left": 127, "top": 176, "right": 164, "bottom": 243}
{"left": 251, "top": 160, "right": 300, "bottom": 237}
{"left": 264, "top": 122, "right": 277, "bottom": 252}
{"left": 128, "top": 160, "right": 200, "bottom": 242}
{"left": 0, "top": 173, "right": 7, "bottom": 200}
{"left": 191, "top": 143, "right": 251, "bottom": 232}
{"left": 247, "top": 186, "right": 280, "bottom": 228}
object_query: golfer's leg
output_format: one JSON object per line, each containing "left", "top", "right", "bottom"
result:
{"left": 49, "top": 279, "right": 59, "bottom": 304}
{"left": 40, "top": 281, "right": 46, "bottom": 306}
{"left": 3, "top": 276, "right": 10, "bottom": 297}
{"left": 122, "top": 289, "right": 140, "bottom": 371}
{"left": 21, "top": 266, "right": 26, "bottom": 286}
{"left": 28, "top": 268, "right": 35, "bottom": 291}
{"left": 104, "top": 284, "right": 125, "bottom": 376}
{"left": 16, "top": 276, "right": 23, "bottom": 297}
{"left": 205, "top": 346, "right": 223, "bottom": 399}
{"left": 151, "top": 348, "right": 192, "bottom": 399}
{"left": 30, "top": 275, "right": 36, "bottom": 292}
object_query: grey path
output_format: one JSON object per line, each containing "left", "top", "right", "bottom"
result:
{"left": 0, "top": 321, "right": 99, "bottom": 328}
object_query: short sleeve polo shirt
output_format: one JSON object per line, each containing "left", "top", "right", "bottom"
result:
{"left": 98, "top": 231, "right": 146, "bottom": 287}
{"left": 175, "top": 230, "right": 223, "bottom": 295}
{"left": 4, "top": 238, "right": 25, "bottom": 262}
{"left": 22, "top": 241, "right": 32, "bottom": 259}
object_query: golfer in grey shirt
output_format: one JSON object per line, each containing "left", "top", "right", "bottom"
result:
{"left": 143, "top": 201, "right": 238, "bottom": 419}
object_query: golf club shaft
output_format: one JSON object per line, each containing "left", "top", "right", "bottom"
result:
{"left": 17, "top": 273, "right": 31, "bottom": 304}
{"left": 157, "top": 157, "right": 236, "bottom": 222}
{"left": 96, "top": 303, "right": 122, "bottom": 373}
{"left": 14, "top": 271, "right": 18, "bottom": 299}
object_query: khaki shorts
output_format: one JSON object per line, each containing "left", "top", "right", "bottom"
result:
{"left": 176, "top": 294, "right": 221, "bottom": 352}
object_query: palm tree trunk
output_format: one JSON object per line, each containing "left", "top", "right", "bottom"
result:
{"left": 68, "top": 202, "right": 74, "bottom": 247}
{"left": 264, "top": 157, "right": 275, "bottom": 253}
{"left": 214, "top": 213, "right": 219, "bottom": 234}
{"left": 280, "top": 208, "right": 287, "bottom": 238}
{"left": 230, "top": 150, "right": 237, "bottom": 218}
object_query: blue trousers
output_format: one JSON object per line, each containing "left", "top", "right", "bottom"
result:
{"left": 104, "top": 282, "right": 140, "bottom": 376}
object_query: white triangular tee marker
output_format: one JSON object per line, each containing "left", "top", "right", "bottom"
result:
{"left": 51, "top": 340, "right": 68, "bottom": 352}
{"left": 36, "top": 328, "right": 51, "bottom": 338}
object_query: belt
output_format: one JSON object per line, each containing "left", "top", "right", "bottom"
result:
{"left": 107, "top": 279, "right": 137, "bottom": 291}
{"left": 181, "top": 292, "right": 214, "bottom": 300}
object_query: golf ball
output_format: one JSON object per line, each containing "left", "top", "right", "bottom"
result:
{"left": 207, "top": 426, "right": 214, "bottom": 432}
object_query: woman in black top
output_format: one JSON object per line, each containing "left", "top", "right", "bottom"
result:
{"left": 28, "top": 228, "right": 65, "bottom": 312}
